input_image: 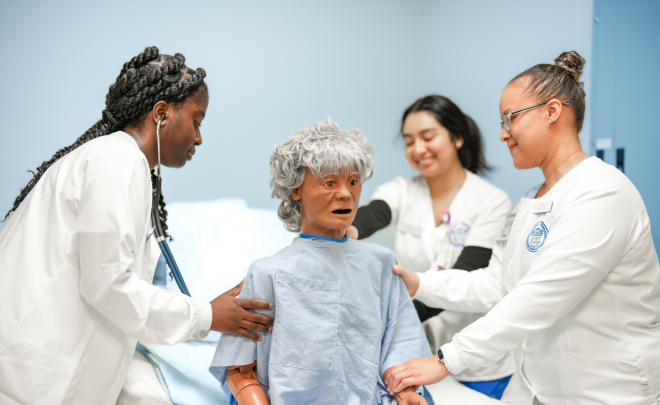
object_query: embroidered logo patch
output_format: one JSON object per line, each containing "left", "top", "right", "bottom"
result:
{"left": 526, "top": 221, "right": 548, "bottom": 252}
{"left": 449, "top": 223, "right": 470, "bottom": 247}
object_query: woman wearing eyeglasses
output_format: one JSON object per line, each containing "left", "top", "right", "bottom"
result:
{"left": 347, "top": 95, "right": 516, "bottom": 399}
{"left": 385, "top": 51, "right": 660, "bottom": 404}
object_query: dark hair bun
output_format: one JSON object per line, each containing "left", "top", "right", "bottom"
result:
{"left": 555, "top": 51, "right": 585, "bottom": 81}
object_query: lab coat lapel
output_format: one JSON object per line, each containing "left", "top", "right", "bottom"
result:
{"left": 418, "top": 178, "right": 442, "bottom": 267}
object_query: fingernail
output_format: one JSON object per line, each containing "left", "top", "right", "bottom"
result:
{"left": 259, "top": 337, "right": 262, "bottom": 341}
{"left": 268, "top": 327, "right": 272, "bottom": 332}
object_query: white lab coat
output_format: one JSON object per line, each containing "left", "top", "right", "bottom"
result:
{"left": 0, "top": 132, "right": 212, "bottom": 405}
{"left": 415, "top": 157, "right": 660, "bottom": 404}
{"left": 371, "top": 170, "right": 516, "bottom": 382}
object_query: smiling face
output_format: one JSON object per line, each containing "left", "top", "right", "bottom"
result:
{"left": 402, "top": 111, "right": 462, "bottom": 179}
{"left": 160, "top": 88, "right": 209, "bottom": 168}
{"left": 499, "top": 81, "right": 553, "bottom": 170}
{"left": 291, "top": 168, "right": 362, "bottom": 238}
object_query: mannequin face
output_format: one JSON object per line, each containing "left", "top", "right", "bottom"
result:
{"left": 402, "top": 111, "right": 462, "bottom": 179}
{"left": 160, "top": 91, "right": 208, "bottom": 168}
{"left": 291, "top": 168, "right": 362, "bottom": 238}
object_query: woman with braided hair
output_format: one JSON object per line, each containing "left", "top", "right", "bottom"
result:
{"left": 0, "top": 47, "right": 274, "bottom": 405}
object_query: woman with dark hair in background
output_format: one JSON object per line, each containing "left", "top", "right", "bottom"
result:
{"left": 386, "top": 51, "right": 660, "bottom": 405}
{"left": 0, "top": 47, "right": 273, "bottom": 405}
{"left": 347, "top": 95, "right": 515, "bottom": 399}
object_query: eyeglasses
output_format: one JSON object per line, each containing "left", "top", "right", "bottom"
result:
{"left": 501, "top": 101, "right": 570, "bottom": 131}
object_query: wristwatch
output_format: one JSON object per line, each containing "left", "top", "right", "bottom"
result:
{"left": 437, "top": 348, "right": 445, "bottom": 363}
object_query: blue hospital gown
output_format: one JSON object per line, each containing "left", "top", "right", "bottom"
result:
{"left": 209, "top": 234, "right": 432, "bottom": 404}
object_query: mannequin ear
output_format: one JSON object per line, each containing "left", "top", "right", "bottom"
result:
{"left": 291, "top": 186, "right": 302, "bottom": 201}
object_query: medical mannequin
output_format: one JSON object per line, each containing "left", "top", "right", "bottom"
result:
{"left": 0, "top": 47, "right": 273, "bottom": 405}
{"left": 210, "top": 121, "right": 431, "bottom": 405}
{"left": 385, "top": 51, "right": 660, "bottom": 404}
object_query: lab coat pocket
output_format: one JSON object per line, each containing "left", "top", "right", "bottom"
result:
{"left": 560, "top": 350, "right": 655, "bottom": 405}
{"left": 0, "top": 337, "right": 83, "bottom": 405}
{"left": 271, "top": 272, "right": 339, "bottom": 371}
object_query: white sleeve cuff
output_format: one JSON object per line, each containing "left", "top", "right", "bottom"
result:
{"left": 412, "top": 269, "right": 436, "bottom": 303}
{"left": 197, "top": 300, "right": 213, "bottom": 332}
{"left": 440, "top": 342, "right": 467, "bottom": 375}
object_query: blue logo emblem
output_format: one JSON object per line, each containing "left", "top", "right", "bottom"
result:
{"left": 526, "top": 221, "right": 548, "bottom": 252}
{"left": 449, "top": 223, "right": 470, "bottom": 247}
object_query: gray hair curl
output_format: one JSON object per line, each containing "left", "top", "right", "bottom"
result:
{"left": 269, "top": 120, "right": 374, "bottom": 232}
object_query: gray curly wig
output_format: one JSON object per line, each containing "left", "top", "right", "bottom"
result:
{"left": 270, "top": 120, "right": 374, "bottom": 232}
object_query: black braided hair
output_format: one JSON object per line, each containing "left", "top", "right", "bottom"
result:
{"left": 5, "top": 46, "right": 208, "bottom": 238}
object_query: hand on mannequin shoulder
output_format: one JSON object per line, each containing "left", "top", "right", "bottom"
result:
{"left": 210, "top": 280, "right": 274, "bottom": 340}
{"left": 346, "top": 225, "right": 359, "bottom": 239}
{"left": 392, "top": 265, "right": 420, "bottom": 297}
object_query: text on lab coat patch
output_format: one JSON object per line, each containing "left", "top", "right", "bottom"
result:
{"left": 526, "top": 221, "right": 548, "bottom": 253}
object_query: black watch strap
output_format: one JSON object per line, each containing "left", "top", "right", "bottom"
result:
{"left": 437, "top": 348, "right": 444, "bottom": 362}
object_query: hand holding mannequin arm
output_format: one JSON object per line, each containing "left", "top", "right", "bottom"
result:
{"left": 386, "top": 357, "right": 451, "bottom": 395}
{"left": 382, "top": 367, "right": 428, "bottom": 405}
{"left": 225, "top": 360, "right": 268, "bottom": 405}
{"left": 210, "top": 280, "right": 274, "bottom": 340}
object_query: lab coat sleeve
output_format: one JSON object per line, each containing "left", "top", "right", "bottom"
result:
{"left": 413, "top": 239, "right": 508, "bottom": 313}
{"left": 74, "top": 150, "right": 209, "bottom": 345}
{"left": 370, "top": 176, "right": 406, "bottom": 226}
{"left": 441, "top": 180, "right": 641, "bottom": 374}
{"left": 379, "top": 258, "right": 432, "bottom": 401}
{"left": 463, "top": 189, "right": 512, "bottom": 249}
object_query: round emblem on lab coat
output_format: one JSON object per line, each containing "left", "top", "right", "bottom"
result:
{"left": 526, "top": 221, "right": 548, "bottom": 252}
{"left": 449, "top": 222, "right": 470, "bottom": 247}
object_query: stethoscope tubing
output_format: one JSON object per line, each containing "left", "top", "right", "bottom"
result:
{"left": 157, "top": 239, "right": 191, "bottom": 297}
{"left": 151, "top": 115, "right": 191, "bottom": 297}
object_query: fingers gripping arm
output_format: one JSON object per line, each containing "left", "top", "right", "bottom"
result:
{"left": 226, "top": 361, "right": 268, "bottom": 405}
{"left": 382, "top": 367, "right": 427, "bottom": 405}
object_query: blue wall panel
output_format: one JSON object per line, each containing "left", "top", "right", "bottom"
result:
{"left": 592, "top": 0, "right": 660, "bottom": 249}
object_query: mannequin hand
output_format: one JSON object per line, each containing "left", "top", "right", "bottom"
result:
{"left": 386, "top": 356, "right": 450, "bottom": 395}
{"left": 396, "top": 391, "right": 428, "bottom": 405}
{"left": 346, "top": 225, "right": 359, "bottom": 239}
{"left": 210, "top": 280, "right": 274, "bottom": 340}
{"left": 393, "top": 265, "right": 420, "bottom": 297}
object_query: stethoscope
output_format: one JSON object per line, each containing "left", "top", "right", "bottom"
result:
{"left": 151, "top": 113, "right": 191, "bottom": 297}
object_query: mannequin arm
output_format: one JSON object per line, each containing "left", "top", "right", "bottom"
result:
{"left": 382, "top": 367, "right": 428, "bottom": 405}
{"left": 226, "top": 360, "right": 268, "bottom": 405}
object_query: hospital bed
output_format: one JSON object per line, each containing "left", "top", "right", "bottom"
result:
{"left": 116, "top": 198, "right": 512, "bottom": 405}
